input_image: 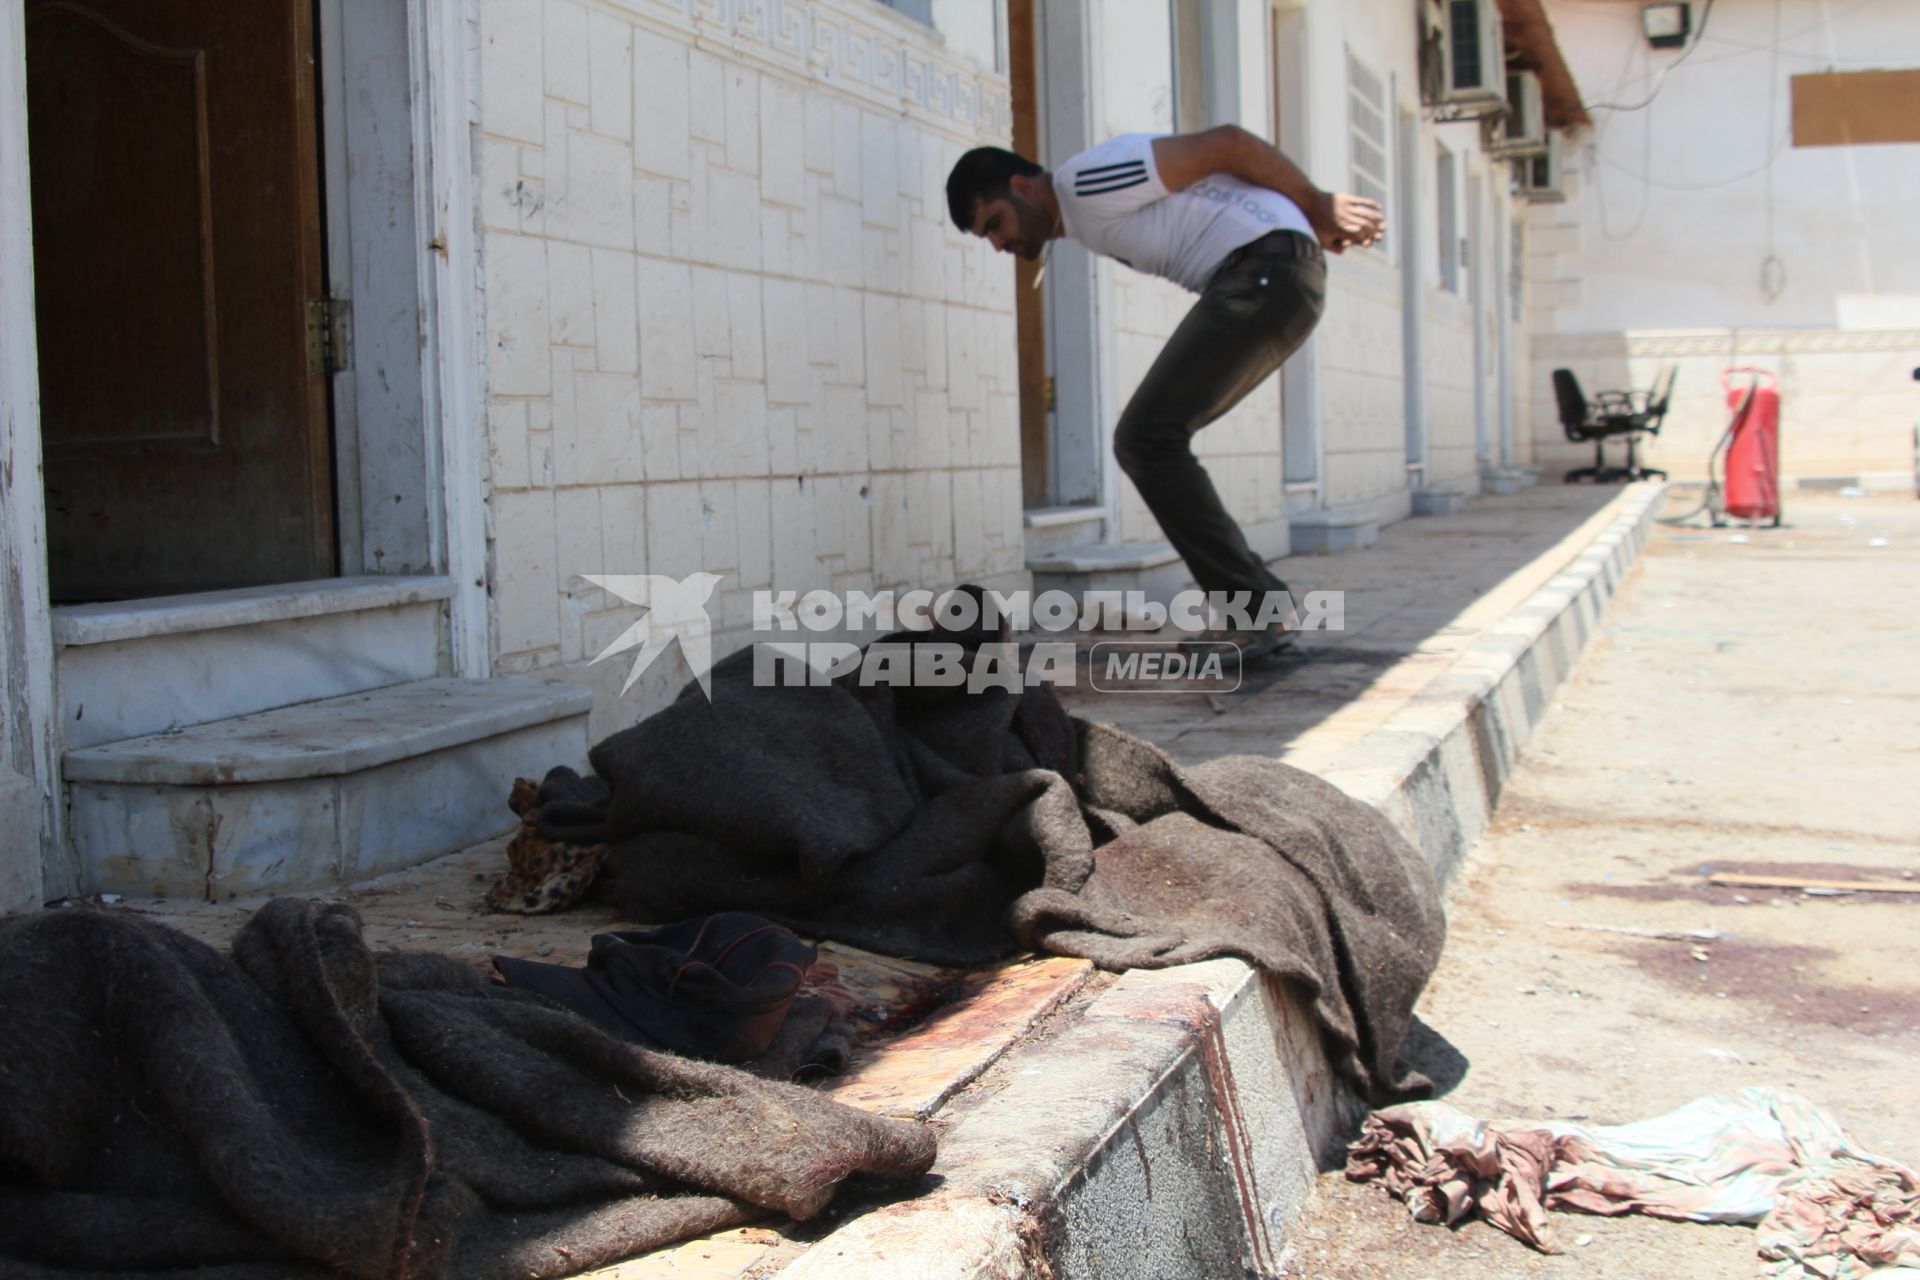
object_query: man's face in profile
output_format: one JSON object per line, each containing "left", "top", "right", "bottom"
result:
{"left": 968, "top": 178, "right": 1051, "bottom": 261}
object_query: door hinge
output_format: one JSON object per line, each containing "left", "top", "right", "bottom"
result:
{"left": 1044, "top": 376, "right": 1056, "bottom": 412}
{"left": 306, "top": 297, "right": 353, "bottom": 375}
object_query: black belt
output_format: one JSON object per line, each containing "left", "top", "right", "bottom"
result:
{"left": 1215, "top": 230, "right": 1322, "bottom": 276}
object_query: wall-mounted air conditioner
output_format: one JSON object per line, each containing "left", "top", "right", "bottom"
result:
{"left": 1440, "top": 0, "right": 1506, "bottom": 115}
{"left": 1489, "top": 70, "right": 1548, "bottom": 158}
{"left": 1516, "top": 132, "right": 1567, "bottom": 202}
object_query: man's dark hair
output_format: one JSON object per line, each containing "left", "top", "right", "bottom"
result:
{"left": 945, "top": 146, "right": 1043, "bottom": 233}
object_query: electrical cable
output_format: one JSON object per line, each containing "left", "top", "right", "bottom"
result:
{"left": 1593, "top": 114, "right": 1654, "bottom": 241}
{"left": 1593, "top": 129, "right": 1790, "bottom": 191}
{"left": 1648, "top": 0, "right": 1885, "bottom": 66}
{"left": 1585, "top": 0, "right": 1720, "bottom": 113}
{"left": 1760, "top": 0, "right": 1788, "bottom": 303}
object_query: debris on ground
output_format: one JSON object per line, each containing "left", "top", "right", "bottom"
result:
{"left": 1346, "top": 1087, "right": 1920, "bottom": 1280}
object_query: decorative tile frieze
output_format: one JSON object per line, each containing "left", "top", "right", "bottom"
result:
{"left": 1534, "top": 328, "right": 1920, "bottom": 359}
{"left": 603, "top": 0, "right": 1010, "bottom": 140}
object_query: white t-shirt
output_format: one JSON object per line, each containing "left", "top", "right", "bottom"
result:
{"left": 1052, "top": 133, "right": 1315, "bottom": 293}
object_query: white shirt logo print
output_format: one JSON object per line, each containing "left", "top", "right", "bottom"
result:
{"left": 583, "top": 572, "right": 725, "bottom": 700}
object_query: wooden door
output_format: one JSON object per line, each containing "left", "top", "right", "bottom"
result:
{"left": 1008, "top": 0, "right": 1050, "bottom": 509}
{"left": 27, "top": 0, "right": 334, "bottom": 602}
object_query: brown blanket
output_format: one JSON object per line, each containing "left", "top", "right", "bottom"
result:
{"left": 0, "top": 898, "right": 934, "bottom": 1279}
{"left": 530, "top": 631, "right": 1445, "bottom": 1101}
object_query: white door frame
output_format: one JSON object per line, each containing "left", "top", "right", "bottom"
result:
{"left": 322, "top": 0, "right": 487, "bottom": 676}
{"left": 0, "top": 2, "right": 63, "bottom": 902}
{"left": 412, "top": 0, "right": 489, "bottom": 678}
{"left": 1272, "top": 0, "right": 1323, "bottom": 514}
{"left": 1469, "top": 166, "right": 1493, "bottom": 472}
{"left": 1496, "top": 204, "right": 1516, "bottom": 468}
{"left": 1038, "top": 0, "right": 1113, "bottom": 512}
{"left": 1396, "top": 97, "right": 1427, "bottom": 481}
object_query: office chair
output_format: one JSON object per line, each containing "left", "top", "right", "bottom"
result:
{"left": 1555, "top": 365, "right": 1674, "bottom": 483}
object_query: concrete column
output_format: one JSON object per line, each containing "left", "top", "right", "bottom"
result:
{"left": 0, "top": 1, "right": 60, "bottom": 910}
{"left": 1273, "top": 0, "right": 1323, "bottom": 509}
{"left": 1040, "top": 0, "right": 1110, "bottom": 509}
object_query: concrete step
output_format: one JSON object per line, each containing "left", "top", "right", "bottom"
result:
{"left": 1288, "top": 506, "right": 1380, "bottom": 555}
{"left": 66, "top": 675, "right": 592, "bottom": 900}
{"left": 1021, "top": 505, "right": 1107, "bottom": 559}
{"left": 1482, "top": 467, "right": 1540, "bottom": 495}
{"left": 1411, "top": 485, "right": 1472, "bottom": 516}
{"left": 1027, "top": 540, "right": 1192, "bottom": 617}
{"left": 53, "top": 576, "right": 455, "bottom": 749}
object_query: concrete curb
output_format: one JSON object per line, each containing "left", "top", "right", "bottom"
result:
{"left": 1320, "top": 481, "right": 1666, "bottom": 887}
{"left": 780, "top": 483, "right": 1669, "bottom": 1280}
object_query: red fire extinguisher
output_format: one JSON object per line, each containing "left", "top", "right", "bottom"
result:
{"left": 1720, "top": 367, "right": 1781, "bottom": 525}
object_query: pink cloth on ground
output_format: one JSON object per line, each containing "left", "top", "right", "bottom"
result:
{"left": 1346, "top": 1087, "right": 1920, "bottom": 1279}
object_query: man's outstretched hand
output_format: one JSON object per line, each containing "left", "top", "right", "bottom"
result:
{"left": 1309, "top": 191, "right": 1386, "bottom": 254}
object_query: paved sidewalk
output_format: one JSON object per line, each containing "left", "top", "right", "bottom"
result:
{"left": 102, "top": 480, "right": 1646, "bottom": 1280}
{"left": 1053, "top": 484, "right": 1619, "bottom": 774}
{"left": 1288, "top": 490, "right": 1920, "bottom": 1280}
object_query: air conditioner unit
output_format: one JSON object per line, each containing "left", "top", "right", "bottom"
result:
{"left": 1442, "top": 0, "right": 1506, "bottom": 114}
{"left": 1489, "top": 70, "right": 1548, "bottom": 158}
{"left": 1516, "top": 132, "right": 1567, "bottom": 202}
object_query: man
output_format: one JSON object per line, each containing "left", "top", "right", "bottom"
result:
{"left": 946, "top": 127, "right": 1384, "bottom": 658}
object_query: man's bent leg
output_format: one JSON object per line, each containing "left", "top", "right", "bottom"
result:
{"left": 1113, "top": 254, "right": 1326, "bottom": 601}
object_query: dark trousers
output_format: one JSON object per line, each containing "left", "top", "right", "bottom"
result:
{"left": 1113, "top": 244, "right": 1326, "bottom": 604}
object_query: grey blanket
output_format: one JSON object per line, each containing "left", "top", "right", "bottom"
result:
{"left": 0, "top": 898, "right": 934, "bottom": 1279}
{"left": 532, "top": 633, "right": 1445, "bottom": 1101}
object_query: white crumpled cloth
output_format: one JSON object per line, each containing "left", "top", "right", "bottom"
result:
{"left": 1346, "top": 1086, "right": 1920, "bottom": 1279}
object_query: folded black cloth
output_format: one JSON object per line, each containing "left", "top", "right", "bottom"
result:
{"left": 529, "top": 610, "right": 1446, "bottom": 1104}
{"left": 0, "top": 899, "right": 935, "bottom": 1279}
{"left": 494, "top": 913, "right": 816, "bottom": 1064}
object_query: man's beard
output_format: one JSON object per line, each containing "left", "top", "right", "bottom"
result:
{"left": 1011, "top": 197, "right": 1049, "bottom": 261}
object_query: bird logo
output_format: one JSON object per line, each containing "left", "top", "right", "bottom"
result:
{"left": 582, "top": 572, "right": 726, "bottom": 699}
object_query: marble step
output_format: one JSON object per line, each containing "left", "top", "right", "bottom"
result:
{"left": 1412, "top": 485, "right": 1472, "bottom": 516}
{"left": 66, "top": 675, "right": 592, "bottom": 900}
{"left": 1027, "top": 540, "right": 1194, "bottom": 620}
{"left": 1021, "top": 505, "right": 1107, "bottom": 559}
{"left": 53, "top": 576, "right": 456, "bottom": 749}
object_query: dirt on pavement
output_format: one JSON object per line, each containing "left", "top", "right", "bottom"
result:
{"left": 1283, "top": 489, "right": 1920, "bottom": 1280}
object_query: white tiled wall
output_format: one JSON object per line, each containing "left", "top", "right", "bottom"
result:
{"left": 1424, "top": 294, "right": 1479, "bottom": 486}
{"left": 474, "top": 0, "right": 1021, "bottom": 730}
{"left": 1318, "top": 253, "right": 1410, "bottom": 509}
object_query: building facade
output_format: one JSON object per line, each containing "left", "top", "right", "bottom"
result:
{"left": 0, "top": 0, "right": 1565, "bottom": 910}
{"left": 1528, "top": 0, "right": 1920, "bottom": 485}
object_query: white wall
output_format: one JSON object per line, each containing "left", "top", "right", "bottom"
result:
{"left": 1082, "top": 0, "right": 1521, "bottom": 550}
{"left": 1544, "top": 0, "right": 1920, "bottom": 331}
{"left": 472, "top": 0, "right": 1024, "bottom": 733}
{"left": 1091, "top": 0, "right": 1289, "bottom": 552}
{"left": 1306, "top": 0, "right": 1517, "bottom": 507}
{"left": 1531, "top": 0, "right": 1920, "bottom": 481}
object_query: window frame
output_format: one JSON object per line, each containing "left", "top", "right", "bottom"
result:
{"left": 1436, "top": 143, "right": 1460, "bottom": 293}
{"left": 1346, "top": 49, "right": 1391, "bottom": 259}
